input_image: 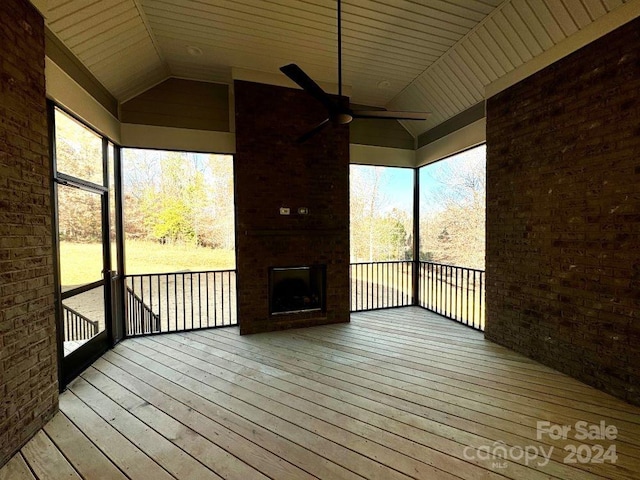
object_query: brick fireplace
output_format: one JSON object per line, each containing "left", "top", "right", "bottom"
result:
{"left": 234, "top": 80, "right": 350, "bottom": 335}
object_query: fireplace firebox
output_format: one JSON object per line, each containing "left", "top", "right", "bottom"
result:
{"left": 269, "top": 265, "right": 326, "bottom": 315}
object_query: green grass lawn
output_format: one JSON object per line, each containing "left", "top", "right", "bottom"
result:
{"left": 60, "top": 240, "right": 235, "bottom": 287}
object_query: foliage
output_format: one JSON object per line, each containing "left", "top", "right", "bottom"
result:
{"left": 350, "top": 166, "right": 412, "bottom": 262}
{"left": 350, "top": 148, "right": 486, "bottom": 269}
{"left": 419, "top": 146, "right": 486, "bottom": 270}
{"left": 54, "top": 109, "right": 237, "bottom": 276}
{"left": 54, "top": 104, "right": 484, "bottom": 275}
{"left": 139, "top": 154, "right": 206, "bottom": 244}
{"left": 124, "top": 150, "right": 235, "bottom": 250}
{"left": 55, "top": 110, "right": 104, "bottom": 243}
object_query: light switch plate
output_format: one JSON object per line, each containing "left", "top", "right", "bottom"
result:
{"left": 279, "top": 207, "right": 290, "bottom": 215}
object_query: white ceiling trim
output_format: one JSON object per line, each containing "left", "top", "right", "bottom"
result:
{"left": 350, "top": 144, "right": 415, "bottom": 168}
{"left": 46, "top": 56, "right": 121, "bottom": 142}
{"left": 415, "top": 118, "right": 486, "bottom": 168}
{"left": 121, "top": 123, "right": 236, "bottom": 153}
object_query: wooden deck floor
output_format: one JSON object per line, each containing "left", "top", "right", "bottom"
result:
{"left": 3, "top": 307, "right": 640, "bottom": 480}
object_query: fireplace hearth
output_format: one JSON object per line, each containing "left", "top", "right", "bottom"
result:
{"left": 269, "top": 266, "right": 326, "bottom": 315}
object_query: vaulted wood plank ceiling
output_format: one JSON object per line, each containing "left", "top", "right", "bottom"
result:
{"left": 46, "top": 0, "right": 634, "bottom": 137}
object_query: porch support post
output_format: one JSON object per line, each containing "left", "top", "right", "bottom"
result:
{"left": 412, "top": 167, "right": 420, "bottom": 306}
{"left": 113, "top": 145, "right": 126, "bottom": 343}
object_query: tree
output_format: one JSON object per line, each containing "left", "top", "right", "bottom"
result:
{"left": 419, "top": 146, "right": 486, "bottom": 269}
{"left": 199, "top": 154, "right": 235, "bottom": 249}
{"left": 122, "top": 149, "right": 235, "bottom": 249}
{"left": 350, "top": 166, "right": 413, "bottom": 262}
{"left": 55, "top": 110, "right": 104, "bottom": 243}
{"left": 350, "top": 166, "right": 385, "bottom": 261}
{"left": 139, "top": 153, "right": 207, "bottom": 244}
{"left": 375, "top": 213, "right": 410, "bottom": 260}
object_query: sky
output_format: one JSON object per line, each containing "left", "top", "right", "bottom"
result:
{"left": 121, "top": 146, "right": 485, "bottom": 217}
{"left": 357, "top": 165, "right": 415, "bottom": 214}
{"left": 420, "top": 144, "right": 486, "bottom": 214}
{"left": 350, "top": 144, "right": 486, "bottom": 216}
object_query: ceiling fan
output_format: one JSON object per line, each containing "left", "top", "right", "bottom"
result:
{"left": 280, "top": 0, "right": 429, "bottom": 142}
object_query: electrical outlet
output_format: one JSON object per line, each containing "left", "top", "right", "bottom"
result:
{"left": 279, "top": 207, "right": 290, "bottom": 215}
{"left": 298, "top": 207, "right": 309, "bottom": 215}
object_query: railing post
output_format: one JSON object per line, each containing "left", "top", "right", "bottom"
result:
{"left": 113, "top": 145, "right": 126, "bottom": 343}
{"left": 412, "top": 167, "right": 420, "bottom": 306}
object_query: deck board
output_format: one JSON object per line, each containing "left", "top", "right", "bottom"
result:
{"left": 21, "top": 430, "right": 83, "bottom": 480}
{"left": 0, "top": 454, "right": 35, "bottom": 480}
{"left": 60, "top": 388, "right": 175, "bottom": 480}
{"left": 43, "top": 413, "right": 128, "bottom": 480}
{"left": 2, "top": 307, "right": 640, "bottom": 480}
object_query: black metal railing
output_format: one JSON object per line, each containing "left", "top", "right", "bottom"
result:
{"left": 124, "top": 270, "right": 237, "bottom": 337}
{"left": 126, "top": 285, "right": 161, "bottom": 335}
{"left": 419, "top": 261, "right": 485, "bottom": 330}
{"left": 63, "top": 305, "right": 99, "bottom": 341}
{"left": 350, "top": 261, "right": 413, "bottom": 312}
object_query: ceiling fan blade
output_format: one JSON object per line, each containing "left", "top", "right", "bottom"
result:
{"left": 280, "top": 64, "right": 337, "bottom": 113}
{"left": 297, "top": 118, "right": 331, "bottom": 143}
{"left": 352, "top": 110, "right": 429, "bottom": 121}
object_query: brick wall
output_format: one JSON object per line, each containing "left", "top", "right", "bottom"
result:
{"left": 234, "top": 80, "right": 350, "bottom": 334}
{"left": 0, "top": 0, "right": 58, "bottom": 466}
{"left": 486, "top": 18, "right": 640, "bottom": 405}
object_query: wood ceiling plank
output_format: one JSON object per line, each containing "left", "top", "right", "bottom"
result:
{"left": 475, "top": 24, "right": 514, "bottom": 74}
{"left": 45, "top": 0, "right": 629, "bottom": 134}
{"left": 145, "top": 12, "right": 440, "bottom": 68}
{"left": 430, "top": 64, "right": 470, "bottom": 112}
{"left": 48, "top": 0, "right": 107, "bottom": 22}
{"left": 349, "top": 0, "right": 484, "bottom": 30}
{"left": 85, "top": 40, "right": 159, "bottom": 71}
{"left": 155, "top": 32, "right": 422, "bottom": 85}
{"left": 464, "top": 33, "right": 503, "bottom": 80}
{"left": 525, "top": 0, "right": 566, "bottom": 43}
{"left": 512, "top": 0, "right": 554, "bottom": 50}
{"left": 81, "top": 29, "right": 150, "bottom": 66}
{"left": 491, "top": 10, "right": 533, "bottom": 63}
{"left": 64, "top": 8, "right": 142, "bottom": 48}
{"left": 563, "top": 0, "right": 596, "bottom": 27}
{"left": 501, "top": 2, "right": 543, "bottom": 57}
{"left": 276, "top": 0, "right": 469, "bottom": 43}
{"left": 602, "top": 0, "right": 625, "bottom": 10}
{"left": 51, "top": 0, "right": 133, "bottom": 36}
{"left": 72, "top": 18, "right": 144, "bottom": 55}
{"left": 544, "top": 0, "right": 579, "bottom": 37}
{"left": 418, "top": 75, "right": 458, "bottom": 118}
{"left": 440, "top": 57, "right": 484, "bottom": 104}
{"left": 144, "top": 1, "right": 453, "bottom": 58}
{"left": 454, "top": 43, "right": 492, "bottom": 87}
{"left": 581, "top": 0, "right": 608, "bottom": 18}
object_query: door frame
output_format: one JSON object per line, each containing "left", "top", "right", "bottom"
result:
{"left": 49, "top": 102, "right": 121, "bottom": 389}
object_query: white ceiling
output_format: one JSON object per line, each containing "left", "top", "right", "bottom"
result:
{"left": 46, "top": 0, "right": 635, "bottom": 137}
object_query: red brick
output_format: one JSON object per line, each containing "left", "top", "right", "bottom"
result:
{"left": 234, "top": 80, "right": 350, "bottom": 335}
{"left": 0, "top": 0, "right": 57, "bottom": 468}
{"left": 485, "top": 17, "right": 640, "bottom": 406}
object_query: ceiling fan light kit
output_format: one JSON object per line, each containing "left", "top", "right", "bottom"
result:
{"left": 280, "top": 0, "right": 429, "bottom": 142}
